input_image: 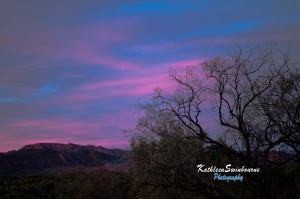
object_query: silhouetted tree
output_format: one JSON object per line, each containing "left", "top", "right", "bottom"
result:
{"left": 129, "top": 44, "right": 300, "bottom": 199}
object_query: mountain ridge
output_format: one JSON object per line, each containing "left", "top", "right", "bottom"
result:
{"left": 0, "top": 143, "right": 129, "bottom": 174}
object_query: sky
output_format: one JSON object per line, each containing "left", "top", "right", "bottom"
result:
{"left": 0, "top": 0, "right": 300, "bottom": 152}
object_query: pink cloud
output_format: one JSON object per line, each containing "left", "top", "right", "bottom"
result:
{"left": 70, "top": 52, "right": 141, "bottom": 70}
{"left": 82, "top": 58, "right": 204, "bottom": 92}
{"left": 82, "top": 74, "right": 167, "bottom": 91}
{"left": 11, "top": 114, "right": 133, "bottom": 134}
{"left": 37, "top": 58, "right": 205, "bottom": 106}
{"left": 83, "top": 58, "right": 204, "bottom": 88}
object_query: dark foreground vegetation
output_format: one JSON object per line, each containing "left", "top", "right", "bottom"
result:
{"left": 0, "top": 163, "right": 299, "bottom": 199}
{"left": 0, "top": 169, "right": 132, "bottom": 199}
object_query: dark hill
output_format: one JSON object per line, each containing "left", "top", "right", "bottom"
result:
{"left": 0, "top": 143, "right": 129, "bottom": 174}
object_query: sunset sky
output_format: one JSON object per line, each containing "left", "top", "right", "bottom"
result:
{"left": 1, "top": 1, "right": 300, "bottom": 151}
